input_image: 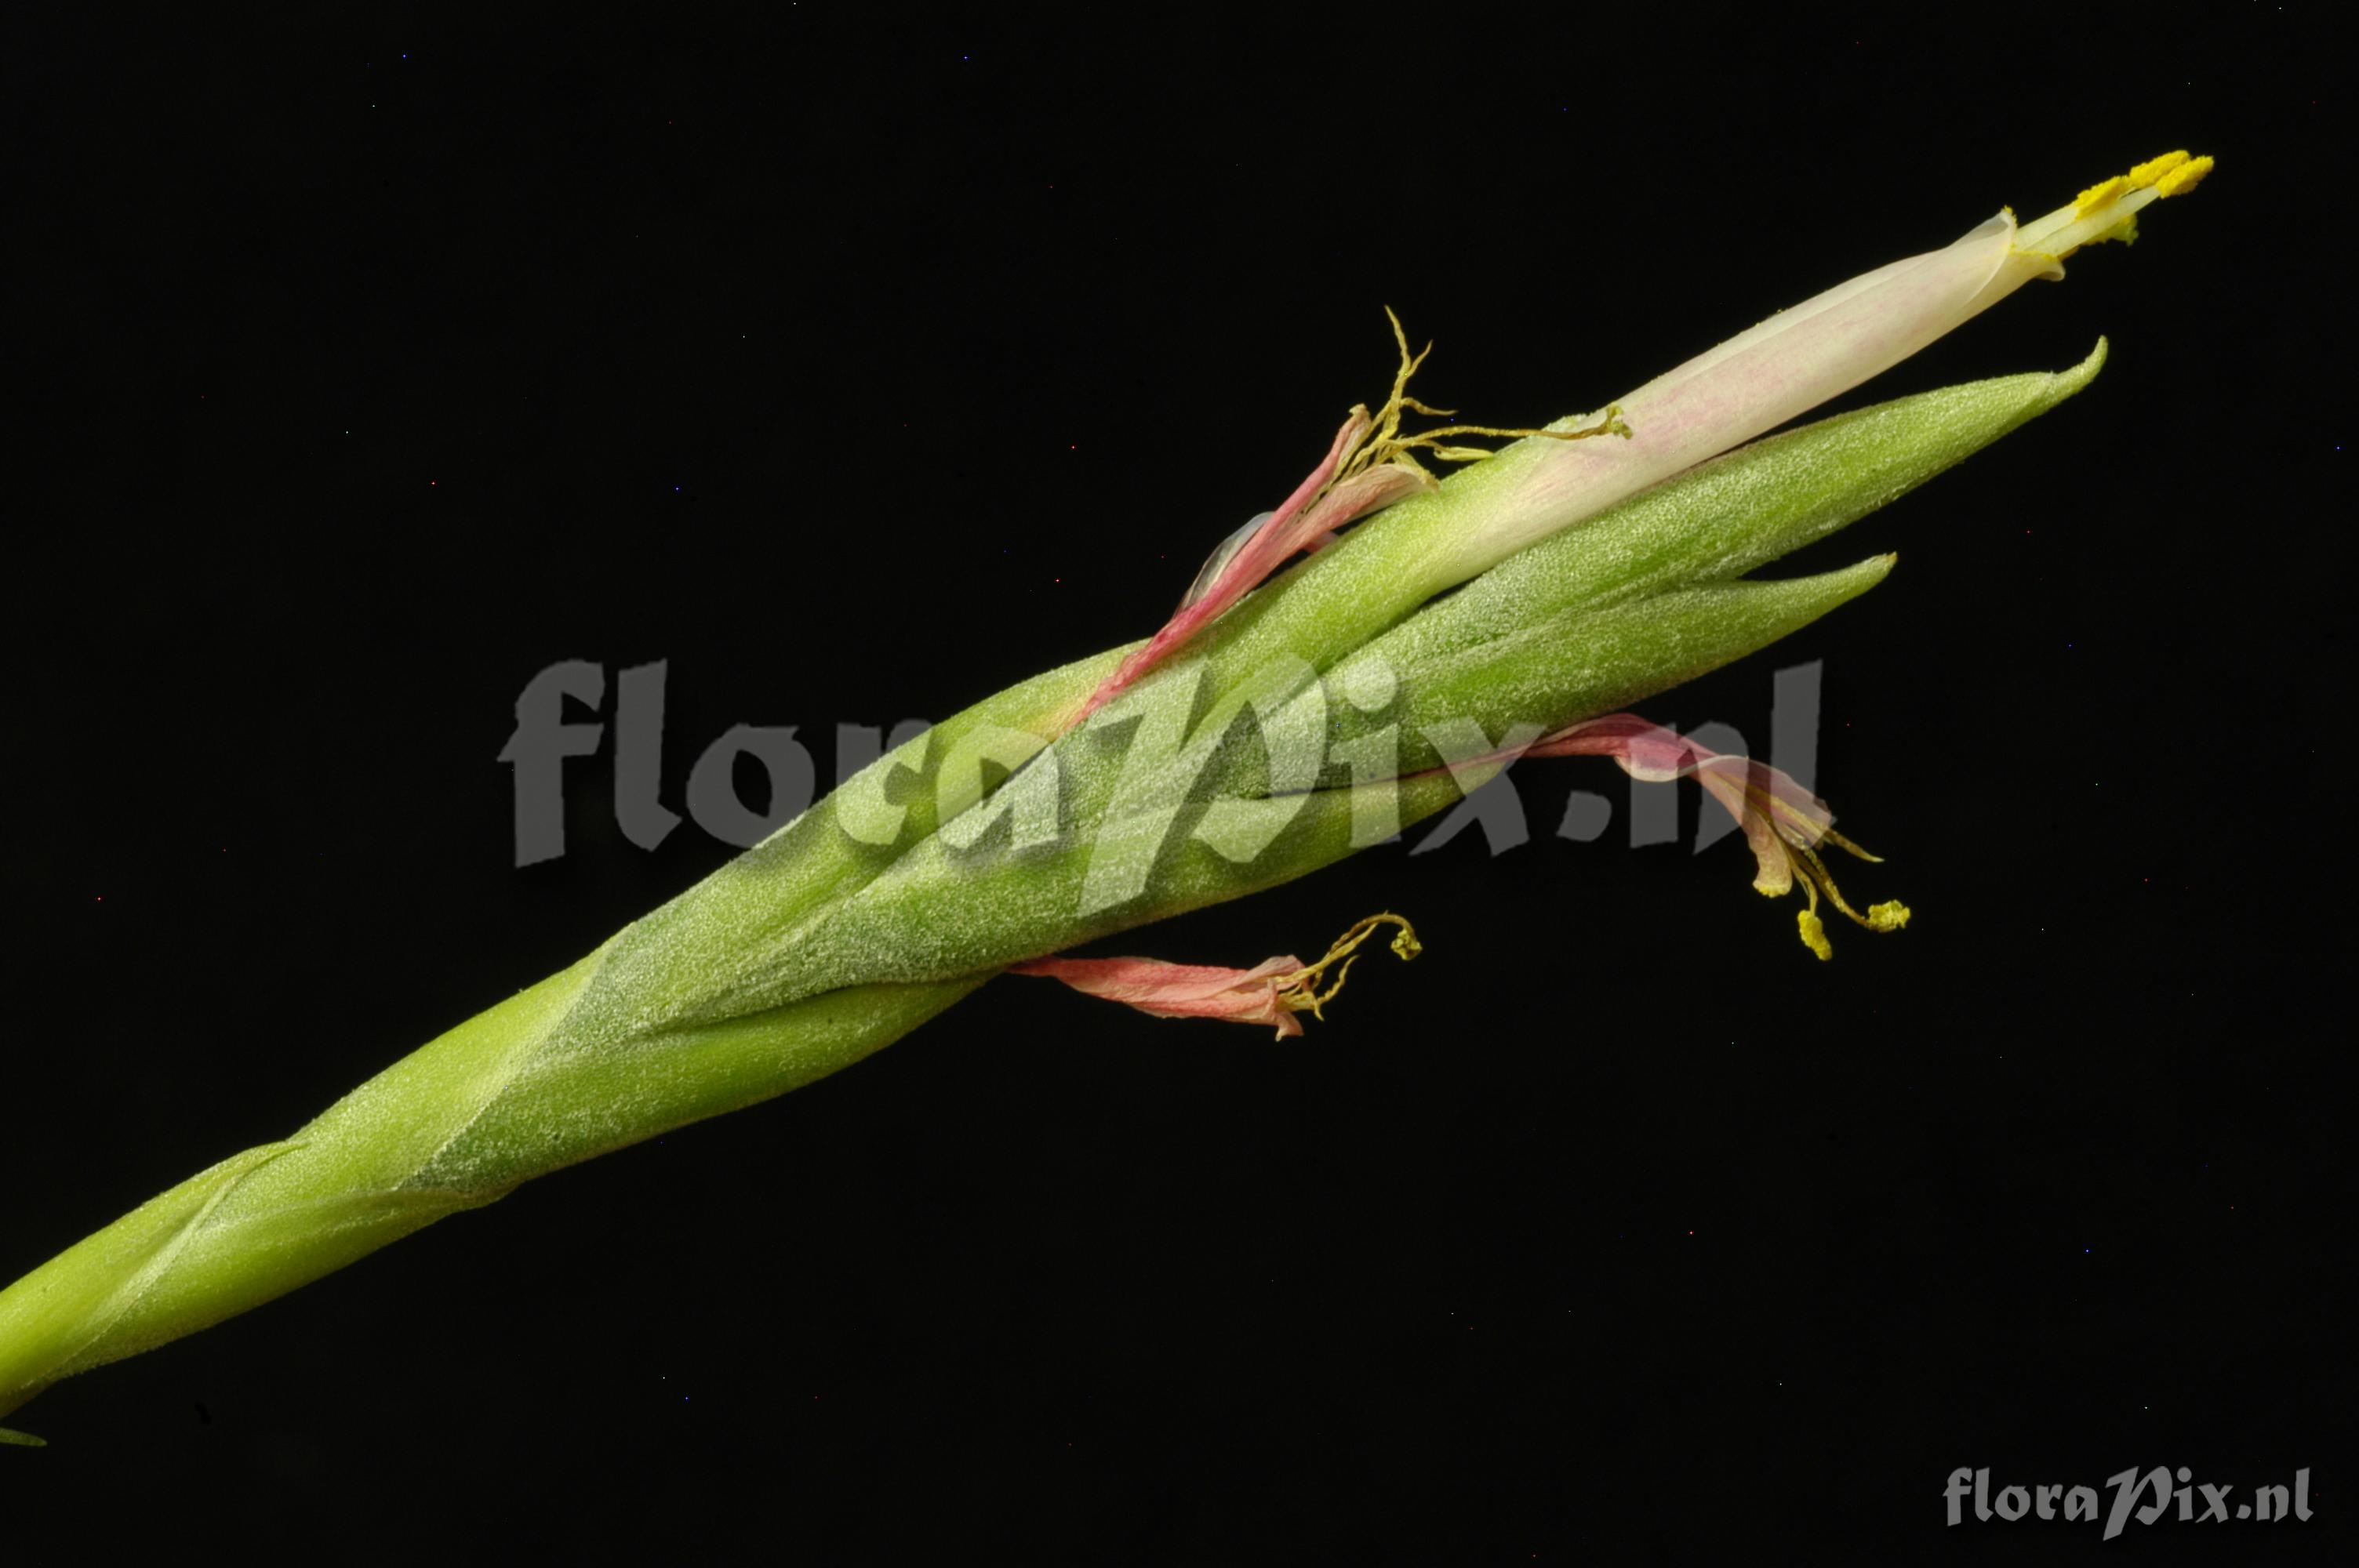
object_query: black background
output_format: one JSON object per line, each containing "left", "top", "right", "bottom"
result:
{"left": 6, "top": 5, "right": 2348, "bottom": 1559}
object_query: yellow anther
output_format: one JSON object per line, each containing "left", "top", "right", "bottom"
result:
{"left": 1767, "top": 838, "right": 1910, "bottom": 960}
{"left": 2154, "top": 154, "right": 2214, "bottom": 198}
{"left": 2012, "top": 150, "right": 2212, "bottom": 267}
{"left": 2075, "top": 176, "right": 2131, "bottom": 215}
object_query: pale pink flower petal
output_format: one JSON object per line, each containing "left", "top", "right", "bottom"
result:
{"left": 1419, "top": 216, "right": 2019, "bottom": 587}
{"left": 1010, "top": 953, "right": 1310, "bottom": 1036}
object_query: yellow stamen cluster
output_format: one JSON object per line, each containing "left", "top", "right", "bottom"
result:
{"left": 1778, "top": 837, "right": 1913, "bottom": 963}
{"left": 1275, "top": 911, "right": 1423, "bottom": 1022}
{"left": 2016, "top": 149, "right": 2215, "bottom": 264}
{"left": 1728, "top": 774, "right": 1912, "bottom": 962}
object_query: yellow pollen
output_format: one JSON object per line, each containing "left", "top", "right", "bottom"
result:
{"left": 2089, "top": 213, "right": 2139, "bottom": 248}
{"left": 1797, "top": 909, "right": 1834, "bottom": 961}
{"left": 2012, "top": 149, "right": 2213, "bottom": 268}
{"left": 2075, "top": 175, "right": 2131, "bottom": 215}
{"left": 1764, "top": 840, "right": 1913, "bottom": 960}
{"left": 2154, "top": 155, "right": 2214, "bottom": 198}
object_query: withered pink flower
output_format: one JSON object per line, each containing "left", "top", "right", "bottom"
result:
{"left": 1529, "top": 714, "right": 1910, "bottom": 960}
{"left": 1012, "top": 913, "right": 1422, "bottom": 1037}
{"left": 1067, "top": 406, "right": 1433, "bottom": 726}
{"left": 1009, "top": 953, "right": 1313, "bottom": 1036}
{"left": 1064, "top": 314, "right": 1628, "bottom": 726}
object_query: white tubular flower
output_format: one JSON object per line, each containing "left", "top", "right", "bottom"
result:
{"left": 1415, "top": 151, "right": 2215, "bottom": 590}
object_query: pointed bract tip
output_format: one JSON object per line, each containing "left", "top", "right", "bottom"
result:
{"left": 2043, "top": 337, "right": 2110, "bottom": 405}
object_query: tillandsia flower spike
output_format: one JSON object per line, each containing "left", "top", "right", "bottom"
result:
{"left": 1526, "top": 715, "right": 1910, "bottom": 961}
{"left": 1012, "top": 913, "right": 1422, "bottom": 1039}
{"left": 0, "top": 154, "right": 2215, "bottom": 1444}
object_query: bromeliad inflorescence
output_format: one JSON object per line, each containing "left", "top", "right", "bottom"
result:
{"left": 0, "top": 151, "right": 2212, "bottom": 1446}
{"left": 1001, "top": 150, "right": 2212, "bottom": 1004}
